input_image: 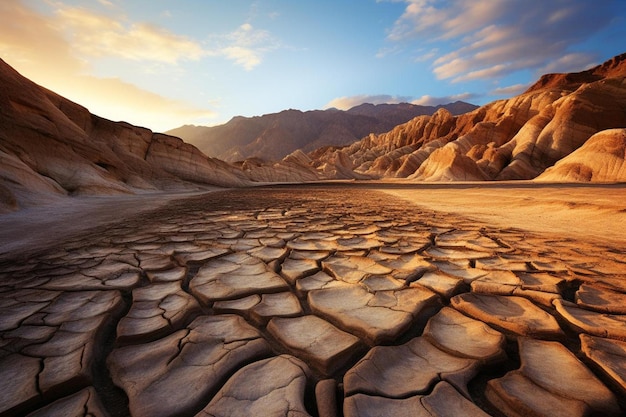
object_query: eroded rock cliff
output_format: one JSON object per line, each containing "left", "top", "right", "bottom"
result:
{"left": 312, "top": 53, "right": 626, "bottom": 182}
{"left": 0, "top": 59, "right": 250, "bottom": 213}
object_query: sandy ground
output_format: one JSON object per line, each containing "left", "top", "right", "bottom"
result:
{"left": 1, "top": 182, "right": 625, "bottom": 259}
{"left": 379, "top": 182, "right": 626, "bottom": 246}
{"left": 0, "top": 192, "right": 205, "bottom": 258}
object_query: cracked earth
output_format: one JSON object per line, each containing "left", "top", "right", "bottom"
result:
{"left": 1, "top": 186, "right": 625, "bottom": 417}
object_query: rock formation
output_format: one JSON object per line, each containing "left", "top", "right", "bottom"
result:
{"left": 0, "top": 58, "right": 251, "bottom": 213}
{"left": 310, "top": 53, "right": 626, "bottom": 182}
{"left": 537, "top": 128, "right": 626, "bottom": 181}
{"left": 167, "top": 102, "right": 478, "bottom": 162}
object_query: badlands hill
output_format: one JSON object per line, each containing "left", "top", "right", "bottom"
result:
{"left": 167, "top": 102, "right": 478, "bottom": 162}
{"left": 310, "top": 53, "right": 626, "bottom": 182}
{"left": 0, "top": 58, "right": 252, "bottom": 214}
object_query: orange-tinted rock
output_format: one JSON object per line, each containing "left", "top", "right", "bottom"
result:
{"left": 0, "top": 58, "right": 249, "bottom": 213}
{"left": 537, "top": 128, "right": 626, "bottom": 182}
{"left": 486, "top": 338, "right": 620, "bottom": 417}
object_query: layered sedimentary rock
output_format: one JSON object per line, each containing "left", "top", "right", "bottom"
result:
{"left": 0, "top": 58, "right": 250, "bottom": 213}
{"left": 537, "top": 128, "right": 626, "bottom": 181}
{"left": 310, "top": 53, "right": 626, "bottom": 182}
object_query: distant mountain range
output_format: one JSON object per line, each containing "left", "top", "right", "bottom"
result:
{"left": 167, "top": 102, "right": 478, "bottom": 162}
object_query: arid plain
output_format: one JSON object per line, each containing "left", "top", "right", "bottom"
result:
{"left": 2, "top": 33, "right": 626, "bottom": 417}
{"left": 1, "top": 182, "right": 625, "bottom": 417}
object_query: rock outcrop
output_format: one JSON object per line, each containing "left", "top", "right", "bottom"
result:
{"left": 537, "top": 128, "right": 626, "bottom": 182}
{"left": 167, "top": 102, "right": 478, "bottom": 162}
{"left": 0, "top": 58, "right": 250, "bottom": 213}
{"left": 310, "top": 53, "right": 626, "bottom": 182}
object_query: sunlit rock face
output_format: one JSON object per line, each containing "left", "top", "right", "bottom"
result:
{"left": 311, "top": 53, "right": 626, "bottom": 182}
{"left": 0, "top": 58, "right": 251, "bottom": 213}
{"left": 537, "top": 128, "right": 626, "bottom": 182}
{"left": 167, "top": 102, "right": 478, "bottom": 163}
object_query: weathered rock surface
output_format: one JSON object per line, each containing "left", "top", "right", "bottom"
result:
{"left": 486, "top": 338, "right": 620, "bottom": 417}
{"left": 0, "top": 59, "right": 250, "bottom": 213}
{"left": 117, "top": 281, "right": 201, "bottom": 343}
{"left": 423, "top": 307, "right": 506, "bottom": 363}
{"left": 344, "top": 336, "right": 478, "bottom": 398}
{"left": 553, "top": 299, "right": 626, "bottom": 340}
{"left": 344, "top": 382, "right": 491, "bottom": 417}
{"left": 308, "top": 53, "right": 626, "bottom": 182}
{"left": 108, "top": 315, "right": 271, "bottom": 417}
{"left": 214, "top": 292, "right": 303, "bottom": 325}
{"left": 267, "top": 315, "right": 361, "bottom": 375}
{"left": 24, "top": 387, "right": 108, "bottom": 417}
{"left": 451, "top": 293, "right": 564, "bottom": 339}
{"left": 580, "top": 334, "right": 626, "bottom": 395}
{"left": 190, "top": 253, "right": 290, "bottom": 303}
{"left": 309, "top": 285, "right": 440, "bottom": 345}
{"left": 0, "top": 289, "right": 123, "bottom": 416}
{"left": 196, "top": 355, "right": 312, "bottom": 417}
{"left": 575, "top": 283, "right": 626, "bottom": 314}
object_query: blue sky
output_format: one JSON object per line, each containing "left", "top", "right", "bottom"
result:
{"left": 1, "top": 0, "right": 625, "bottom": 132}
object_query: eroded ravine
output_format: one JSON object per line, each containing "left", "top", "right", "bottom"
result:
{"left": 1, "top": 186, "right": 625, "bottom": 417}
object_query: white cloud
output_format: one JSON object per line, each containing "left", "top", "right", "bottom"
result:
{"left": 324, "top": 94, "right": 412, "bottom": 110}
{"left": 387, "top": 0, "right": 614, "bottom": 82}
{"left": 55, "top": 6, "right": 205, "bottom": 64}
{"left": 54, "top": 4, "right": 279, "bottom": 71}
{"left": 490, "top": 84, "right": 529, "bottom": 97}
{"left": 411, "top": 92, "right": 478, "bottom": 106}
{"left": 538, "top": 53, "right": 598, "bottom": 75}
{"left": 0, "top": 0, "right": 217, "bottom": 132}
{"left": 324, "top": 92, "right": 476, "bottom": 110}
{"left": 210, "top": 23, "right": 279, "bottom": 71}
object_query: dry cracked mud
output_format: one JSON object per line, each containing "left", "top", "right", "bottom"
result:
{"left": 1, "top": 185, "right": 625, "bottom": 417}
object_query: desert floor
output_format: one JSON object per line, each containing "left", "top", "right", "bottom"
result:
{"left": 379, "top": 181, "right": 626, "bottom": 245}
{"left": 0, "top": 183, "right": 625, "bottom": 417}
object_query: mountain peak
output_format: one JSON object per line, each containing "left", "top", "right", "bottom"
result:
{"left": 525, "top": 52, "right": 626, "bottom": 93}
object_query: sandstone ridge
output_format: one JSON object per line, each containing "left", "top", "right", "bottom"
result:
{"left": 309, "top": 53, "right": 626, "bottom": 182}
{"left": 0, "top": 58, "right": 252, "bottom": 213}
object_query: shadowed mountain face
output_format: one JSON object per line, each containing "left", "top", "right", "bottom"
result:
{"left": 310, "top": 53, "right": 626, "bottom": 182}
{"left": 0, "top": 59, "right": 253, "bottom": 213}
{"left": 167, "top": 102, "right": 478, "bottom": 162}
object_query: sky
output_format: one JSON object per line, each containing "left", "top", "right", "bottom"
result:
{"left": 1, "top": 0, "right": 625, "bottom": 133}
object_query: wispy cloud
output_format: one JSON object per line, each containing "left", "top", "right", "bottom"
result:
{"left": 0, "top": 0, "right": 216, "bottom": 131}
{"left": 55, "top": 5, "right": 205, "bottom": 64}
{"left": 324, "top": 94, "right": 412, "bottom": 110}
{"left": 210, "top": 23, "right": 279, "bottom": 71}
{"left": 490, "top": 84, "right": 529, "bottom": 97}
{"left": 411, "top": 92, "right": 478, "bottom": 106}
{"left": 324, "top": 92, "right": 477, "bottom": 110}
{"left": 386, "top": 0, "right": 615, "bottom": 82}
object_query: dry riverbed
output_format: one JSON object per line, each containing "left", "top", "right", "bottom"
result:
{"left": 0, "top": 183, "right": 625, "bottom": 417}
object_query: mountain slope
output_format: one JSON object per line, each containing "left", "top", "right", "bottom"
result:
{"left": 0, "top": 58, "right": 250, "bottom": 213}
{"left": 311, "top": 53, "right": 626, "bottom": 182}
{"left": 167, "top": 102, "right": 478, "bottom": 162}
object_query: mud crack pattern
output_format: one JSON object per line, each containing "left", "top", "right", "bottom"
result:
{"left": 1, "top": 186, "right": 625, "bottom": 417}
